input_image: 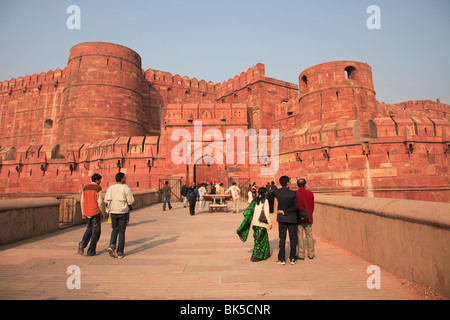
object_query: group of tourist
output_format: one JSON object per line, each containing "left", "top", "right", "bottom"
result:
{"left": 77, "top": 172, "right": 314, "bottom": 265}
{"left": 238, "top": 176, "right": 315, "bottom": 265}
{"left": 77, "top": 172, "right": 135, "bottom": 259}
{"left": 247, "top": 181, "right": 277, "bottom": 213}
{"left": 177, "top": 181, "right": 241, "bottom": 215}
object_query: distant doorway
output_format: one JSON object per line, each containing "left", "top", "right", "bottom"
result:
{"left": 193, "top": 154, "right": 223, "bottom": 185}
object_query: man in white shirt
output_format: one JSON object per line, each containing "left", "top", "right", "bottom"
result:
{"left": 226, "top": 182, "right": 241, "bottom": 213}
{"left": 198, "top": 183, "right": 207, "bottom": 212}
{"left": 105, "top": 172, "right": 134, "bottom": 259}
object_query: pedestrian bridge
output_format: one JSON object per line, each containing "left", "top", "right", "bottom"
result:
{"left": 0, "top": 192, "right": 448, "bottom": 300}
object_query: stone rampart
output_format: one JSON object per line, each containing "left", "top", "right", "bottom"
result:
{"left": 0, "top": 42, "right": 449, "bottom": 202}
{"left": 0, "top": 197, "right": 60, "bottom": 245}
{"left": 313, "top": 194, "right": 450, "bottom": 297}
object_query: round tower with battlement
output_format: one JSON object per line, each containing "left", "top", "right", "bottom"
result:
{"left": 298, "top": 61, "right": 377, "bottom": 137}
{"left": 58, "top": 42, "right": 145, "bottom": 146}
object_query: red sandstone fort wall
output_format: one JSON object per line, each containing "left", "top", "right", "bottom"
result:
{"left": 0, "top": 68, "right": 66, "bottom": 147}
{"left": 0, "top": 42, "right": 448, "bottom": 202}
{"left": 275, "top": 116, "right": 449, "bottom": 202}
{"left": 0, "top": 135, "right": 160, "bottom": 197}
{"left": 214, "top": 63, "right": 298, "bottom": 131}
{"left": 160, "top": 103, "right": 249, "bottom": 184}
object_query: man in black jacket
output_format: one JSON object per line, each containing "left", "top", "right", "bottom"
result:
{"left": 181, "top": 183, "right": 188, "bottom": 207}
{"left": 186, "top": 181, "right": 200, "bottom": 216}
{"left": 274, "top": 176, "right": 299, "bottom": 265}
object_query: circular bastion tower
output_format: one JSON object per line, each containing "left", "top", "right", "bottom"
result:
{"left": 58, "top": 42, "right": 145, "bottom": 146}
{"left": 298, "top": 61, "right": 377, "bottom": 137}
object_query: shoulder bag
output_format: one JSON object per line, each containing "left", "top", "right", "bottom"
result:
{"left": 297, "top": 191, "right": 309, "bottom": 223}
{"left": 258, "top": 206, "right": 268, "bottom": 224}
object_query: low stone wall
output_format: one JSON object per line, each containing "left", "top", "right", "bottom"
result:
{"left": 132, "top": 189, "right": 161, "bottom": 209}
{"left": 313, "top": 194, "right": 450, "bottom": 297}
{"left": 59, "top": 188, "right": 161, "bottom": 226}
{"left": 0, "top": 197, "right": 61, "bottom": 245}
{"left": 0, "top": 189, "right": 160, "bottom": 246}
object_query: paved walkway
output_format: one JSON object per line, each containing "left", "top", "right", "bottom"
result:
{"left": 0, "top": 201, "right": 437, "bottom": 300}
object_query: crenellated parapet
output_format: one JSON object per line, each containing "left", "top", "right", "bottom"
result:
{"left": 0, "top": 68, "right": 67, "bottom": 95}
{"left": 377, "top": 99, "right": 450, "bottom": 119}
{"left": 144, "top": 68, "right": 216, "bottom": 93}
{"left": 214, "top": 63, "right": 266, "bottom": 99}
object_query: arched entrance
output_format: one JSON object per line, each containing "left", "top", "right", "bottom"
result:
{"left": 193, "top": 153, "right": 225, "bottom": 185}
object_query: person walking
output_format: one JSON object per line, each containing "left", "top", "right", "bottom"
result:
{"left": 161, "top": 181, "right": 172, "bottom": 211}
{"left": 216, "top": 182, "right": 225, "bottom": 195}
{"left": 251, "top": 182, "right": 257, "bottom": 199}
{"left": 274, "top": 176, "right": 299, "bottom": 265}
{"left": 247, "top": 185, "right": 253, "bottom": 204}
{"left": 214, "top": 182, "right": 223, "bottom": 204}
{"left": 205, "top": 182, "right": 212, "bottom": 195}
{"left": 105, "top": 172, "right": 135, "bottom": 259}
{"left": 226, "top": 182, "right": 241, "bottom": 213}
{"left": 237, "top": 187, "right": 272, "bottom": 262}
{"left": 198, "top": 183, "right": 207, "bottom": 212}
{"left": 296, "top": 178, "right": 315, "bottom": 260}
{"left": 78, "top": 173, "right": 105, "bottom": 256}
{"left": 181, "top": 183, "right": 189, "bottom": 207}
{"left": 186, "top": 181, "right": 199, "bottom": 216}
{"left": 267, "top": 181, "right": 277, "bottom": 213}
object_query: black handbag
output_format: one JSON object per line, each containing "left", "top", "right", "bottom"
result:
{"left": 258, "top": 207, "right": 268, "bottom": 224}
{"left": 297, "top": 191, "right": 309, "bottom": 223}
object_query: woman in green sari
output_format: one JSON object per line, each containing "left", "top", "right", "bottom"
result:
{"left": 237, "top": 187, "right": 272, "bottom": 262}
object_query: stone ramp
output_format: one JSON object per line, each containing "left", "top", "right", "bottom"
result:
{"left": 0, "top": 201, "right": 430, "bottom": 300}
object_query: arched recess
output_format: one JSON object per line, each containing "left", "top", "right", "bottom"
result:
{"left": 345, "top": 66, "right": 357, "bottom": 80}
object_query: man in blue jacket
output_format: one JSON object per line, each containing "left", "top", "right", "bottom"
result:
{"left": 187, "top": 181, "right": 200, "bottom": 216}
{"left": 274, "top": 176, "right": 299, "bottom": 265}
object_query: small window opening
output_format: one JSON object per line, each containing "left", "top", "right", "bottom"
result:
{"left": 345, "top": 66, "right": 357, "bottom": 80}
{"left": 44, "top": 119, "right": 53, "bottom": 129}
{"left": 301, "top": 75, "right": 308, "bottom": 86}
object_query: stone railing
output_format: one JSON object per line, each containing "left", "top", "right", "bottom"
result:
{"left": 0, "top": 197, "right": 61, "bottom": 245}
{"left": 313, "top": 194, "right": 450, "bottom": 297}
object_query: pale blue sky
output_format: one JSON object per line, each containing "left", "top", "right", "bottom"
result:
{"left": 0, "top": 0, "right": 449, "bottom": 104}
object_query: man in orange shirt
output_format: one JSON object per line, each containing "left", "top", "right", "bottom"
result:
{"left": 78, "top": 173, "right": 105, "bottom": 256}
